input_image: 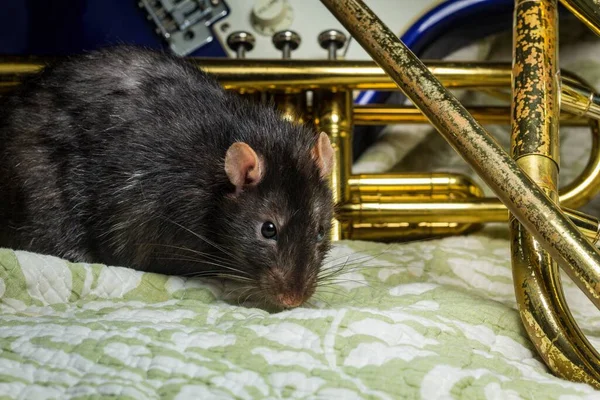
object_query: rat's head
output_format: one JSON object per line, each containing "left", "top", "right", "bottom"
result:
{"left": 216, "top": 131, "right": 335, "bottom": 309}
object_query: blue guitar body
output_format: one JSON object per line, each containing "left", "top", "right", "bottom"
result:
{"left": 1, "top": 1, "right": 228, "bottom": 57}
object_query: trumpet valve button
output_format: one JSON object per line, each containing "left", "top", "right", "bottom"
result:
{"left": 318, "top": 29, "right": 347, "bottom": 60}
{"left": 272, "top": 30, "right": 301, "bottom": 59}
{"left": 226, "top": 31, "right": 256, "bottom": 58}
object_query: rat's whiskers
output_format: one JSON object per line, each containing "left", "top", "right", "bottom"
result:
{"left": 153, "top": 254, "right": 253, "bottom": 278}
{"left": 147, "top": 243, "right": 232, "bottom": 263}
{"left": 158, "top": 216, "right": 248, "bottom": 265}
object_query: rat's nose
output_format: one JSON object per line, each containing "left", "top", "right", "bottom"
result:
{"left": 265, "top": 267, "right": 316, "bottom": 308}
{"left": 276, "top": 292, "right": 305, "bottom": 308}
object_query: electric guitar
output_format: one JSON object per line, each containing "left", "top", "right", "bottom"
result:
{"left": 1, "top": 0, "right": 516, "bottom": 59}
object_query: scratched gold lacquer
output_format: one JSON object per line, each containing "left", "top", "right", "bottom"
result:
{"left": 4, "top": 0, "right": 600, "bottom": 384}
{"left": 510, "top": 0, "right": 600, "bottom": 384}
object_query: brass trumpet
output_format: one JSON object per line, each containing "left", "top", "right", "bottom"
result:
{"left": 2, "top": 0, "right": 600, "bottom": 384}
{"left": 3, "top": 59, "right": 600, "bottom": 241}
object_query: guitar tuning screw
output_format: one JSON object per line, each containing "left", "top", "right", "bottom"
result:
{"left": 226, "top": 31, "right": 256, "bottom": 59}
{"left": 318, "top": 29, "right": 347, "bottom": 60}
{"left": 272, "top": 30, "right": 301, "bottom": 59}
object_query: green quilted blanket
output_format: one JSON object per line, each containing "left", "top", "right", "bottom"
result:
{"left": 1, "top": 228, "right": 599, "bottom": 399}
{"left": 2, "top": 17, "right": 600, "bottom": 400}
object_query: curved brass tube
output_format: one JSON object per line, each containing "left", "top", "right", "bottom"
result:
{"left": 512, "top": 226, "right": 600, "bottom": 384}
{"left": 510, "top": 0, "right": 600, "bottom": 387}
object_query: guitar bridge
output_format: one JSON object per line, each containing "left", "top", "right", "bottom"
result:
{"left": 139, "top": 0, "right": 229, "bottom": 56}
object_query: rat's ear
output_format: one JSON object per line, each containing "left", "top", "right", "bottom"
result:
{"left": 312, "top": 132, "right": 334, "bottom": 179}
{"left": 225, "top": 142, "right": 264, "bottom": 192}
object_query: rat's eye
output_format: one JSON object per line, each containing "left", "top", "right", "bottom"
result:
{"left": 317, "top": 226, "right": 325, "bottom": 242}
{"left": 261, "top": 221, "right": 278, "bottom": 240}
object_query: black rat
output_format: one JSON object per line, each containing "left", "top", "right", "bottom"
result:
{"left": 0, "top": 46, "right": 335, "bottom": 309}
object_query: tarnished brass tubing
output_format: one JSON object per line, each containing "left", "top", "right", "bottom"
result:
{"left": 511, "top": 0, "right": 600, "bottom": 387}
{"left": 559, "top": 0, "right": 600, "bottom": 36}
{"left": 353, "top": 105, "right": 589, "bottom": 126}
{"left": 3, "top": 58, "right": 600, "bottom": 121}
{"left": 337, "top": 201, "right": 600, "bottom": 244}
{"left": 319, "top": 0, "right": 600, "bottom": 312}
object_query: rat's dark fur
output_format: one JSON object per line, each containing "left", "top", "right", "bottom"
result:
{"left": 0, "top": 46, "right": 334, "bottom": 308}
